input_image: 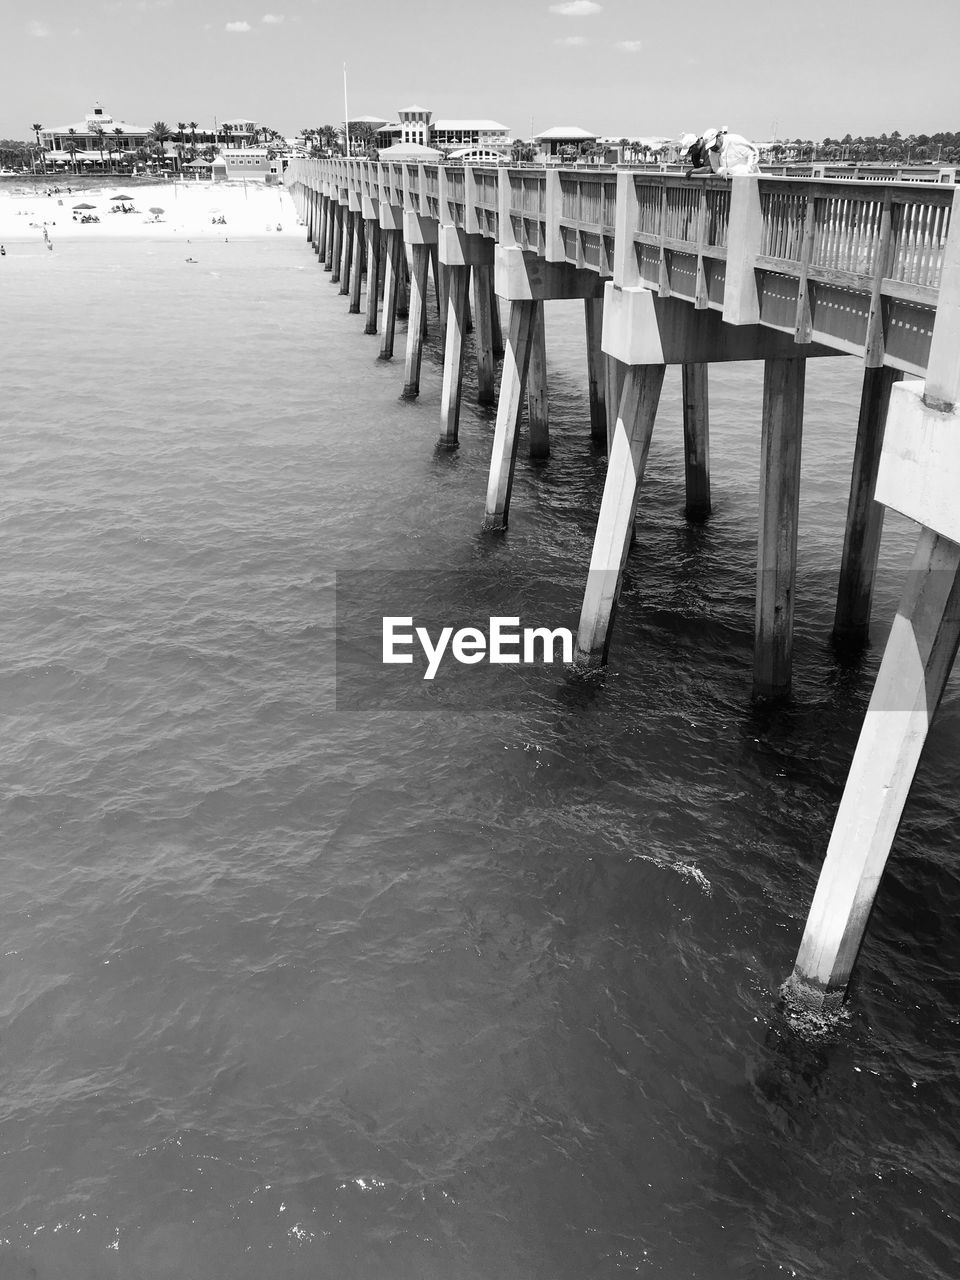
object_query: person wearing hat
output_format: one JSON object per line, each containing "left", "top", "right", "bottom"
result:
{"left": 681, "top": 132, "right": 712, "bottom": 175}
{"left": 703, "top": 125, "right": 760, "bottom": 176}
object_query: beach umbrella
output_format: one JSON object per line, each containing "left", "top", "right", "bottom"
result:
{"left": 73, "top": 202, "right": 97, "bottom": 210}
{"left": 113, "top": 194, "right": 135, "bottom": 202}
{"left": 149, "top": 206, "right": 165, "bottom": 215}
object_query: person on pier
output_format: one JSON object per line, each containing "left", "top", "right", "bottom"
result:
{"left": 680, "top": 132, "right": 712, "bottom": 175}
{"left": 702, "top": 126, "right": 760, "bottom": 176}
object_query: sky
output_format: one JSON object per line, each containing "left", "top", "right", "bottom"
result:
{"left": 4, "top": 0, "right": 959, "bottom": 144}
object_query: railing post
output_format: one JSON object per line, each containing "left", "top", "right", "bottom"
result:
{"left": 545, "top": 169, "right": 564, "bottom": 262}
{"left": 612, "top": 170, "right": 640, "bottom": 290}
{"left": 722, "top": 176, "right": 763, "bottom": 325}
{"left": 922, "top": 187, "right": 960, "bottom": 411}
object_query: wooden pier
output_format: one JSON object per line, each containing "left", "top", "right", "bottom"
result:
{"left": 289, "top": 157, "right": 960, "bottom": 1013}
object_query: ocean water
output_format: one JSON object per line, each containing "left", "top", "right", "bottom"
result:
{"left": 2, "top": 226, "right": 960, "bottom": 1280}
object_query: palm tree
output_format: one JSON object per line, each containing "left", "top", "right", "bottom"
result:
{"left": 189, "top": 121, "right": 199, "bottom": 156}
{"left": 65, "top": 128, "right": 80, "bottom": 173}
{"left": 318, "top": 123, "right": 340, "bottom": 155}
{"left": 90, "top": 122, "right": 106, "bottom": 169}
{"left": 31, "top": 122, "right": 46, "bottom": 171}
{"left": 112, "top": 127, "right": 125, "bottom": 170}
{"left": 148, "top": 120, "right": 172, "bottom": 170}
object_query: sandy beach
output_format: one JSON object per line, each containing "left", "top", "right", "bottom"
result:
{"left": 0, "top": 178, "right": 299, "bottom": 247}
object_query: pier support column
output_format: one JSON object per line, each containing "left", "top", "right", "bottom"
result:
{"left": 491, "top": 277, "right": 504, "bottom": 358}
{"left": 681, "top": 362, "right": 711, "bottom": 519}
{"left": 574, "top": 366, "right": 666, "bottom": 665}
{"left": 323, "top": 196, "right": 335, "bottom": 270}
{"left": 363, "top": 219, "right": 381, "bottom": 335}
{"left": 473, "top": 262, "right": 497, "bottom": 405}
{"left": 604, "top": 356, "right": 627, "bottom": 454}
{"left": 439, "top": 265, "right": 471, "bottom": 446}
{"left": 585, "top": 297, "right": 607, "bottom": 446}
{"left": 785, "top": 529, "right": 960, "bottom": 1011}
{"left": 396, "top": 250, "right": 410, "bottom": 319}
{"left": 379, "top": 228, "right": 403, "bottom": 360}
{"left": 832, "top": 366, "right": 903, "bottom": 645}
{"left": 402, "top": 243, "right": 431, "bottom": 400}
{"left": 320, "top": 192, "right": 330, "bottom": 257}
{"left": 430, "top": 243, "right": 441, "bottom": 318}
{"left": 482, "top": 300, "right": 538, "bottom": 531}
{"left": 527, "top": 301, "right": 550, "bottom": 459}
{"left": 348, "top": 212, "right": 364, "bottom": 313}
{"left": 754, "top": 357, "right": 805, "bottom": 699}
{"left": 306, "top": 190, "right": 316, "bottom": 245}
{"left": 339, "top": 210, "right": 353, "bottom": 296}
{"left": 438, "top": 263, "right": 450, "bottom": 348}
{"left": 329, "top": 203, "right": 343, "bottom": 282}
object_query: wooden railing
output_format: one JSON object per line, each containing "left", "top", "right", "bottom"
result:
{"left": 287, "top": 159, "right": 957, "bottom": 373}
{"left": 632, "top": 176, "right": 730, "bottom": 308}
{"left": 558, "top": 172, "right": 617, "bottom": 275}
{"left": 472, "top": 167, "right": 499, "bottom": 239}
{"left": 506, "top": 169, "right": 546, "bottom": 254}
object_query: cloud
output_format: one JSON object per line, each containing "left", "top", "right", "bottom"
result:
{"left": 549, "top": 1, "right": 601, "bottom": 14}
{"left": 555, "top": 35, "right": 587, "bottom": 44}
{"left": 225, "top": 19, "right": 251, "bottom": 30}
{"left": 28, "top": 19, "right": 51, "bottom": 36}
{"left": 261, "top": 12, "right": 284, "bottom": 20}
{"left": 615, "top": 39, "right": 642, "bottom": 51}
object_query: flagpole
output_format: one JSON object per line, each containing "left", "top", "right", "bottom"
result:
{"left": 343, "top": 63, "right": 351, "bottom": 158}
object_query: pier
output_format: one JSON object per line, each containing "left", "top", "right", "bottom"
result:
{"left": 288, "top": 157, "right": 960, "bottom": 1013}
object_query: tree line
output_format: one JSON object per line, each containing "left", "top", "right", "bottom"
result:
{"left": 1, "top": 120, "right": 287, "bottom": 174}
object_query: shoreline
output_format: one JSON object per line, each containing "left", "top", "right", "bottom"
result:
{"left": 0, "top": 179, "right": 299, "bottom": 246}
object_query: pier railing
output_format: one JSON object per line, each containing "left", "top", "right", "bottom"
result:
{"left": 291, "top": 159, "right": 958, "bottom": 374}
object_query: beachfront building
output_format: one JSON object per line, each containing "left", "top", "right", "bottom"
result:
{"left": 348, "top": 106, "right": 512, "bottom": 158}
{"left": 220, "top": 148, "right": 285, "bottom": 184}
{"left": 533, "top": 125, "right": 600, "bottom": 161}
{"left": 38, "top": 105, "right": 280, "bottom": 170}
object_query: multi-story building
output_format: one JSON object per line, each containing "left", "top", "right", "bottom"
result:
{"left": 374, "top": 106, "right": 512, "bottom": 156}
{"left": 38, "top": 105, "right": 269, "bottom": 167}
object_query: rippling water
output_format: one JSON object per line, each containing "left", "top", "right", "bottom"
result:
{"left": 2, "top": 228, "right": 960, "bottom": 1279}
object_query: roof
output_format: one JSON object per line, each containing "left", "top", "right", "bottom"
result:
{"left": 432, "top": 119, "right": 509, "bottom": 132}
{"left": 47, "top": 117, "right": 151, "bottom": 134}
{"left": 376, "top": 142, "right": 443, "bottom": 158}
{"left": 348, "top": 115, "right": 391, "bottom": 126}
{"left": 398, "top": 105, "right": 431, "bottom": 115}
{"left": 534, "top": 126, "right": 598, "bottom": 141}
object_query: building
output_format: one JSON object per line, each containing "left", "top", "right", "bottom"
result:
{"left": 533, "top": 126, "right": 599, "bottom": 160}
{"left": 352, "top": 106, "right": 511, "bottom": 157}
{"left": 38, "top": 104, "right": 273, "bottom": 169}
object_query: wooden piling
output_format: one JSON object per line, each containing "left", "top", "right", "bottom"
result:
{"left": 317, "top": 194, "right": 329, "bottom": 260}
{"left": 786, "top": 529, "right": 960, "bottom": 1011}
{"left": 439, "top": 265, "right": 471, "bottom": 446}
{"left": 379, "top": 229, "right": 403, "bottom": 360}
{"left": 482, "top": 300, "right": 540, "bottom": 531}
{"left": 364, "top": 219, "right": 381, "bottom": 335}
{"left": 527, "top": 301, "right": 550, "bottom": 459}
{"left": 681, "top": 362, "right": 711, "bottom": 519}
{"left": 832, "top": 366, "right": 903, "bottom": 645}
{"left": 584, "top": 297, "right": 606, "bottom": 446}
{"left": 604, "top": 355, "right": 627, "bottom": 454}
{"left": 473, "top": 262, "right": 496, "bottom": 406}
{"left": 402, "top": 243, "right": 431, "bottom": 399}
{"left": 330, "top": 203, "right": 343, "bottom": 282}
{"left": 339, "top": 210, "right": 353, "bottom": 296}
{"left": 754, "top": 357, "right": 805, "bottom": 699}
{"left": 574, "top": 365, "right": 666, "bottom": 665}
{"left": 348, "top": 212, "right": 364, "bottom": 313}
